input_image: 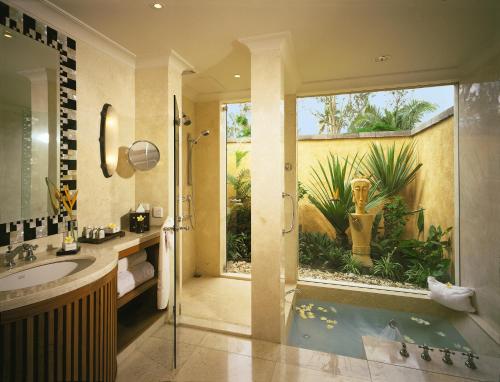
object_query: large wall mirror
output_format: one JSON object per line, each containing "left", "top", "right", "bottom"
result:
{"left": 0, "top": 1, "right": 77, "bottom": 246}
{"left": 0, "top": 29, "right": 59, "bottom": 222}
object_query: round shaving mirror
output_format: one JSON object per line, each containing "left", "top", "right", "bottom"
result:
{"left": 128, "top": 140, "right": 160, "bottom": 171}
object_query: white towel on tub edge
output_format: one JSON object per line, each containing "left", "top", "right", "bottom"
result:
{"left": 157, "top": 217, "right": 174, "bottom": 310}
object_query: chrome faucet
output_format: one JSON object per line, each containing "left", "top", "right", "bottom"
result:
{"left": 2, "top": 243, "right": 38, "bottom": 268}
{"left": 286, "top": 288, "right": 301, "bottom": 296}
{"left": 3, "top": 244, "right": 25, "bottom": 268}
{"left": 23, "top": 243, "right": 38, "bottom": 262}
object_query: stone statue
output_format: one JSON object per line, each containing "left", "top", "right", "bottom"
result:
{"left": 349, "top": 178, "right": 374, "bottom": 267}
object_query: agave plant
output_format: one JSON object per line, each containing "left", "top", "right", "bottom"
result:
{"left": 363, "top": 142, "right": 422, "bottom": 198}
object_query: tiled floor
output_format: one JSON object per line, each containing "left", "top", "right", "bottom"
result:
{"left": 116, "top": 324, "right": 498, "bottom": 382}
{"left": 182, "top": 276, "right": 251, "bottom": 328}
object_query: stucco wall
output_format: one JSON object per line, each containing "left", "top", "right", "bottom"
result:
{"left": 227, "top": 113, "right": 455, "bottom": 243}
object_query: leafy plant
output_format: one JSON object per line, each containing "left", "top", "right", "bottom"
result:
{"left": 227, "top": 168, "right": 251, "bottom": 204}
{"left": 351, "top": 96, "right": 436, "bottom": 132}
{"left": 297, "top": 180, "right": 308, "bottom": 201}
{"left": 235, "top": 150, "right": 249, "bottom": 168}
{"left": 402, "top": 225, "right": 452, "bottom": 287}
{"left": 363, "top": 142, "right": 422, "bottom": 198}
{"left": 299, "top": 231, "right": 337, "bottom": 267}
{"left": 340, "top": 252, "right": 362, "bottom": 275}
{"left": 227, "top": 232, "right": 249, "bottom": 262}
{"left": 373, "top": 250, "right": 403, "bottom": 280}
{"left": 306, "top": 153, "right": 360, "bottom": 247}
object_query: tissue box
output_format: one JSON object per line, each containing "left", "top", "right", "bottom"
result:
{"left": 129, "top": 212, "right": 150, "bottom": 233}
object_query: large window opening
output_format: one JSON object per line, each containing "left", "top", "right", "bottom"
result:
{"left": 224, "top": 102, "right": 252, "bottom": 274}
{"left": 297, "top": 85, "right": 455, "bottom": 290}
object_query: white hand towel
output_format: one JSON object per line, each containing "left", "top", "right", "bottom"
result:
{"left": 157, "top": 217, "right": 174, "bottom": 309}
{"left": 117, "top": 250, "right": 148, "bottom": 273}
{"left": 117, "top": 261, "right": 155, "bottom": 298}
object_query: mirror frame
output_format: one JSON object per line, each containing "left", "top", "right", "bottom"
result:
{"left": 128, "top": 140, "right": 161, "bottom": 171}
{"left": 0, "top": 1, "right": 77, "bottom": 247}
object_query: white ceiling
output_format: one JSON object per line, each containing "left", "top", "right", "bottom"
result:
{"left": 49, "top": 0, "right": 500, "bottom": 99}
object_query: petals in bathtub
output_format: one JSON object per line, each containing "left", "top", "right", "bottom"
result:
{"left": 330, "top": 307, "right": 337, "bottom": 313}
{"left": 326, "top": 324, "right": 334, "bottom": 330}
{"left": 320, "top": 317, "right": 327, "bottom": 321}
{"left": 403, "top": 335, "right": 415, "bottom": 344}
{"left": 436, "top": 331, "right": 446, "bottom": 337}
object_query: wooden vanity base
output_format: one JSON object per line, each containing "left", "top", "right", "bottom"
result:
{"left": 0, "top": 268, "right": 117, "bottom": 382}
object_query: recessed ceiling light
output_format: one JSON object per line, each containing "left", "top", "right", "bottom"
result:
{"left": 152, "top": 2, "right": 164, "bottom": 9}
{"left": 3, "top": 31, "right": 13, "bottom": 39}
{"left": 234, "top": 74, "right": 241, "bottom": 78}
{"left": 375, "top": 55, "right": 391, "bottom": 63}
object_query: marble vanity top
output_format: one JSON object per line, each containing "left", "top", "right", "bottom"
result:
{"left": 0, "top": 227, "right": 161, "bottom": 313}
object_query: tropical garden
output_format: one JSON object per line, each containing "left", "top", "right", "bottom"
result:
{"left": 225, "top": 89, "right": 454, "bottom": 289}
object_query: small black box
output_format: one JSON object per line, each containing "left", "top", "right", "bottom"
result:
{"left": 129, "top": 212, "right": 150, "bottom": 233}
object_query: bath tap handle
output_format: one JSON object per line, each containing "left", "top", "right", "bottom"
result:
{"left": 418, "top": 345, "right": 433, "bottom": 361}
{"left": 399, "top": 342, "right": 409, "bottom": 358}
{"left": 462, "top": 352, "right": 478, "bottom": 370}
{"left": 439, "top": 348, "right": 455, "bottom": 365}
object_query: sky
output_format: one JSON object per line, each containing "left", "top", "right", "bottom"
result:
{"left": 297, "top": 85, "right": 455, "bottom": 135}
{"left": 226, "top": 85, "right": 455, "bottom": 136}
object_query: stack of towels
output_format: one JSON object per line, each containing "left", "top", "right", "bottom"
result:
{"left": 117, "top": 250, "right": 155, "bottom": 298}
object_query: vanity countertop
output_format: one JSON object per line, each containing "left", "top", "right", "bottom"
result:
{"left": 0, "top": 227, "right": 162, "bottom": 313}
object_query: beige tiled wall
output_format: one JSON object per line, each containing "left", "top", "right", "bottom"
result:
{"left": 76, "top": 41, "right": 136, "bottom": 231}
{"left": 458, "top": 52, "right": 500, "bottom": 346}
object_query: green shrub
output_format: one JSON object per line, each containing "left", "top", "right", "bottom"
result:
{"left": 227, "top": 232, "right": 249, "bottom": 262}
{"left": 340, "top": 252, "right": 362, "bottom": 275}
{"left": 299, "top": 231, "right": 337, "bottom": 267}
{"left": 373, "top": 250, "right": 403, "bottom": 280}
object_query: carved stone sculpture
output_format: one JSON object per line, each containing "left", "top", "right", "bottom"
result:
{"left": 349, "top": 178, "right": 374, "bottom": 267}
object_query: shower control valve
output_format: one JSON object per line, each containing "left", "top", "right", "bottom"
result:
{"left": 439, "top": 348, "right": 455, "bottom": 365}
{"left": 462, "top": 352, "right": 478, "bottom": 370}
{"left": 418, "top": 345, "right": 434, "bottom": 361}
{"left": 399, "top": 342, "right": 409, "bottom": 358}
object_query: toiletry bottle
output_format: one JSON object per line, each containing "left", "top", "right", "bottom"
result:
{"left": 99, "top": 226, "right": 105, "bottom": 239}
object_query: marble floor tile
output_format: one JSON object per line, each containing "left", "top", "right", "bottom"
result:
{"left": 182, "top": 276, "right": 251, "bottom": 327}
{"left": 199, "top": 332, "right": 282, "bottom": 361}
{"left": 271, "top": 362, "right": 370, "bottom": 382}
{"left": 363, "top": 336, "right": 500, "bottom": 381}
{"left": 116, "top": 348, "right": 172, "bottom": 382}
{"left": 152, "top": 323, "right": 208, "bottom": 345}
{"left": 173, "top": 346, "right": 276, "bottom": 382}
{"left": 137, "top": 336, "right": 196, "bottom": 370}
{"left": 280, "top": 345, "right": 371, "bottom": 380}
{"left": 369, "top": 361, "right": 479, "bottom": 382}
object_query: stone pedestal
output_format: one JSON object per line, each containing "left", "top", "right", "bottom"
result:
{"left": 349, "top": 213, "right": 375, "bottom": 267}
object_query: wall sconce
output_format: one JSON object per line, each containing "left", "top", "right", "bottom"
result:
{"left": 99, "top": 103, "right": 119, "bottom": 178}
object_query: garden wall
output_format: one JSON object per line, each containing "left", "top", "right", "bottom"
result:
{"left": 227, "top": 107, "right": 454, "bottom": 243}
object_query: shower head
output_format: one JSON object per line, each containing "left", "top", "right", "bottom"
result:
{"left": 191, "top": 130, "right": 210, "bottom": 144}
{"left": 182, "top": 114, "right": 192, "bottom": 126}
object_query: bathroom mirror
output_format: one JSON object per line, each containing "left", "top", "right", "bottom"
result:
{"left": 128, "top": 140, "right": 160, "bottom": 171}
{"left": 0, "top": 28, "right": 59, "bottom": 223}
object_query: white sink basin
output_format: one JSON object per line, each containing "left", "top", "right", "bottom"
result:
{"left": 0, "top": 258, "right": 95, "bottom": 292}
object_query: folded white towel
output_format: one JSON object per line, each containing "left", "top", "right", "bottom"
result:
{"left": 428, "top": 276, "right": 475, "bottom": 312}
{"left": 117, "top": 261, "right": 155, "bottom": 298}
{"left": 118, "top": 250, "right": 148, "bottom": 273}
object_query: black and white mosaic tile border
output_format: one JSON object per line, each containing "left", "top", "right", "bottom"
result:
{"left": 0, "top": 1, "right": 77, "bottom": 247}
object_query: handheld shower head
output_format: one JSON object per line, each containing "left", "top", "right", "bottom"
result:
{"left": 191, "top": 130, "right": 210, "bottom": 144}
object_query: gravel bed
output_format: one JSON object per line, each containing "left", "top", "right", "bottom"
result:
{"left": 226, "top": 261, "right": 424, "bottom": 290}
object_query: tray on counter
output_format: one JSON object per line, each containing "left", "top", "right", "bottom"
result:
{"left": 78, "top": 230, "right": 126, "bottom": 244}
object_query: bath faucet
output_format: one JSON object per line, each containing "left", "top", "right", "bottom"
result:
{"left": 285, "top": 288, "right": 301, "bottom": 295}
{"left": 399, "top": 342, "right": 409, "bottom": 358}
{"left": 462, "top": 352, "right": 479, "bottom": 370}
{"left": 440, "top": 348, "right": 455, "bottom": 365}
{"left": 3, "top": 244, "right": 25, "bottom": 268}
{"left": 418, "top": 345, "right": 434, "bottom": 361}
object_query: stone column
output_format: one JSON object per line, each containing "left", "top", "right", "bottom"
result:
{"left": 240, "top": 33, "right": 292, "bottom": 342}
